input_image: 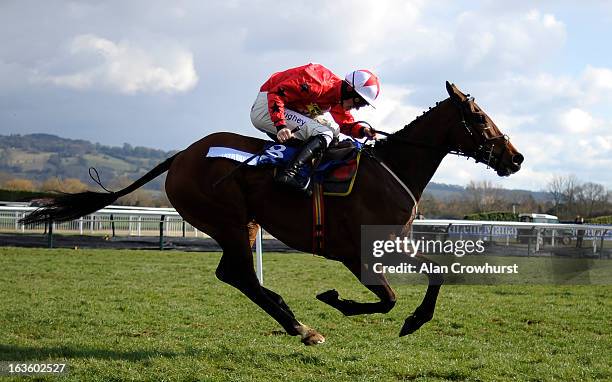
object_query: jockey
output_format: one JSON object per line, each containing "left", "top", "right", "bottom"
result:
{"left": 250, "top": 63, "right": 380, "bottom": 193}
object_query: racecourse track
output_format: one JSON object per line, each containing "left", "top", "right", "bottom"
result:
{"left": 0, "top": 233, "right": 294, "bottom": 252}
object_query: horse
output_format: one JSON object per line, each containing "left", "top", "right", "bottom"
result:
{"left": 22, "top": 82, "right": 523, "bottom": 345}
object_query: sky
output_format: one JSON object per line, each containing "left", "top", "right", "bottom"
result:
{"left": 1, "top": 0, "right": 611, "bottom": 191}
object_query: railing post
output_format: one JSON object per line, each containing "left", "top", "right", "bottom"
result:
{"left": 110, "top": 214, "right": 116, "bottom": 238}
{"left": 79, "top": 217, "right": 83, "bottom": 235}
{"left": 47, "top": 218, "right": 54, "bottom": 248}
{"left": 255, "top": 227, "right": 263, "bottom": 285}
{"left": 551, "top": 229, "right": 556, "bottom": 247}
{"left": 527, "top": 227, "right": 533, "bottom": 256}
{"left": 159, "top": 214, "right": 165, "bottom": 250}
{"left": 182, "top": 220, "right": 186, "bottom": 237}
{"left": 600, "top": 229, "right": 607, "bottom": 258}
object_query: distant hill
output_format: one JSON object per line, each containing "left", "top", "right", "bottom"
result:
{"left": 0, "top": 133, "right": 551, "bottom": 202}
{"left": 424, "top": 182, "right": 551, "bottom": 202}
{"left": 0, "top": 133, "right": 176, "bottom": 191}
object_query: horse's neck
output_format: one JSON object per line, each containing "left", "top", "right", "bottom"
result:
{"left": 374, "top": 99, "right": 455, "bottom": 201}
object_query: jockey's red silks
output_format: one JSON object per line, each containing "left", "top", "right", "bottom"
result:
{"left": 260, "top": 63, "right": 365, "bottom": 138}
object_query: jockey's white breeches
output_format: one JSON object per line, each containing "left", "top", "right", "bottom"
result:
{"left": 250, "top": 92, "right": 338, "bottom": 144}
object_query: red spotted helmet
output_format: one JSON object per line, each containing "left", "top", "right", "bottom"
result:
{"left": 345, "top": 69, "right": 381, "bottom": 108}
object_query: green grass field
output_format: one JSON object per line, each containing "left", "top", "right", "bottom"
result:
{"left": 0, "top": 248, "right": 610, "bottom": 381}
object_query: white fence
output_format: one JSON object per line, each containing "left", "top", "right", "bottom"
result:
{"left": 1, "top": 205, "right": 203, "bottom": 237}
{"left": 411, "top": 219, "right": 611, "bottom": 256}
{"left": 2, "top": 205, "right": 611, "bottom": 245}
{"left": 0, "top": 204, "right": 267, "bottom": 283}
{"left": 2, "top": 204, "right": 611, "bottom": 284}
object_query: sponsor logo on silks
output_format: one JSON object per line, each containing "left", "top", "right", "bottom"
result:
{"left": 306, "top": 103, "right": 323, "bottom": 117}
{"left": 284, "top": 111, "right": 307, "bottom": 128}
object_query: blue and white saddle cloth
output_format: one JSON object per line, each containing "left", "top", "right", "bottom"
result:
{"left": 206, "top": 137, "right": 365, "bottom": 195}
{"left": 206, "top": 137, "right": 363, "bottom": 175}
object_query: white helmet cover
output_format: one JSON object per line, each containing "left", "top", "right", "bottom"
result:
{"left": 345, "top": 69, "right": 380, "bottom": 108}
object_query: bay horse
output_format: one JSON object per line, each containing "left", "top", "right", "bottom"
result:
{"left": 22, "top": 82, "right": 523, "bottom": 345}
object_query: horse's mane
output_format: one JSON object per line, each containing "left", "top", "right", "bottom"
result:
{"left": 374, "top": 98, "right": 448, "bottom": 150}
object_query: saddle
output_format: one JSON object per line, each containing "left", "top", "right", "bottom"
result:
{"left": 207, "top": 137, "right": 364, "bottom": 196}
{"left": 263, "top": 138, "right": 363, "bottom": 196}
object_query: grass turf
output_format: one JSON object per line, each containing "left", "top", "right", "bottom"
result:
{"left": 0, "top": 247, "right": 610, "bottom": 381}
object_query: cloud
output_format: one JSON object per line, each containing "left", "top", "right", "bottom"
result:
{"left": 351, "top": 84, "right": 421, "bottom": 132}
{"left": 381, "top": 8, "right": 567, "bottom": 87}
{"left": 34, "top": 34, "right": 198, "bottom": 94}
{"left": 559, "top": 108, "right": 597, "bottom": 134}
{"left": 0, "top": 1, "right": 610, "bottom": 190}
{"left": 579, "top": 65, "right": 612, "bottom": 104}
{"left": 457, "top": 9, "right": 565, "bottom": 72}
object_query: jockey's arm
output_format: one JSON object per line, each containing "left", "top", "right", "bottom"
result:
{"left": 266, "top": 91, "right": 288, "bottom": 131}
{"left": 330, "top": 106, "right": 373, "bottom": 138}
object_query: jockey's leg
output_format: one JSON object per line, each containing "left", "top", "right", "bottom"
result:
{"left": 274, "top": 134, "right": 327, "bottom": 194}
{"left": 250, "top": 92, "right": 338, "bottom": 194}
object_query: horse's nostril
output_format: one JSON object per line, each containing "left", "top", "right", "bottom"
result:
{"left": 512, "top": 153, "right": 524, "bottom": 165}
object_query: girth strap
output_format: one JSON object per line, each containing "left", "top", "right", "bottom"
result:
{"left": 312, "top": 183, "right": 325, "bottom": 255}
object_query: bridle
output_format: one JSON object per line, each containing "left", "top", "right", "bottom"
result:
{"left": 449, "top": 96, "right": 509, "bottom": 170}
{"left": 366, "top": 97, "right": 509, "bottom": 170}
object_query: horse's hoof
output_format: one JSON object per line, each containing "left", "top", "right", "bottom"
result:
{"left": 301, "top": 329, "right": 326, "bottom": 346}
{"left": 316, "top": 289, "right": 339, "bottom": 305}
{"left": 399, "top": 313, "right": 432, "bottom": 336}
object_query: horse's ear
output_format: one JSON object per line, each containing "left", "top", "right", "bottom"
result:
{"left": 446, "top": 81, "right": 468, "bottom": 102}
{"left": 445, "top": 81, "right": 454, "bottom": 96}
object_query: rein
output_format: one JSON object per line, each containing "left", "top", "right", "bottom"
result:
{"left": 372, "top": 128, "right": 451, "bottom": 154}
{"left": 355, "top": 95, "right": 507, "bottom": 169}
{"left": 354, "top": 120, "right": 467, "bottom": 160}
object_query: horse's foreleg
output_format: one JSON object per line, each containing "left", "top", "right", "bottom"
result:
{"left": 215, "top": 227, "right": 323, "bottom": 345}
{"left": 399, "top": 255, "right": 443, "bottom": 336}
{"left": 317, "top": 260, "right": 396, "bottom": 316}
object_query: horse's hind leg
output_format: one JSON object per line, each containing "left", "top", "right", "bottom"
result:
{"left": 247, "top": 221, "right": 296, "bottom": 319}
{"left": 247, "top": 220, "right": 260, "bottom": 249}
{"left": 317, "top": 259, "right": 397, "bottom": 315}
{"left": 215, "top": 225, "right": 323, "bottom": 345}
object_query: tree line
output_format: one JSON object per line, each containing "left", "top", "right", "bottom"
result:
{"left": 1, "top": 172, "right": 609, "bottom": 220}
{"left": 0, "top": 173, "right": 170, "bottom": 208}
{"left": 420, "top": 177, "right": 611, "bottom": 221}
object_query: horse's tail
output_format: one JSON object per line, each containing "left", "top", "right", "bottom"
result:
{"left": 20, "top": 152, "right": 182, "bottom": 225}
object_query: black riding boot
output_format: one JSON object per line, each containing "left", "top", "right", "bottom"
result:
{"left": 275, "top": 135, "right": 328, "bottom": 194}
